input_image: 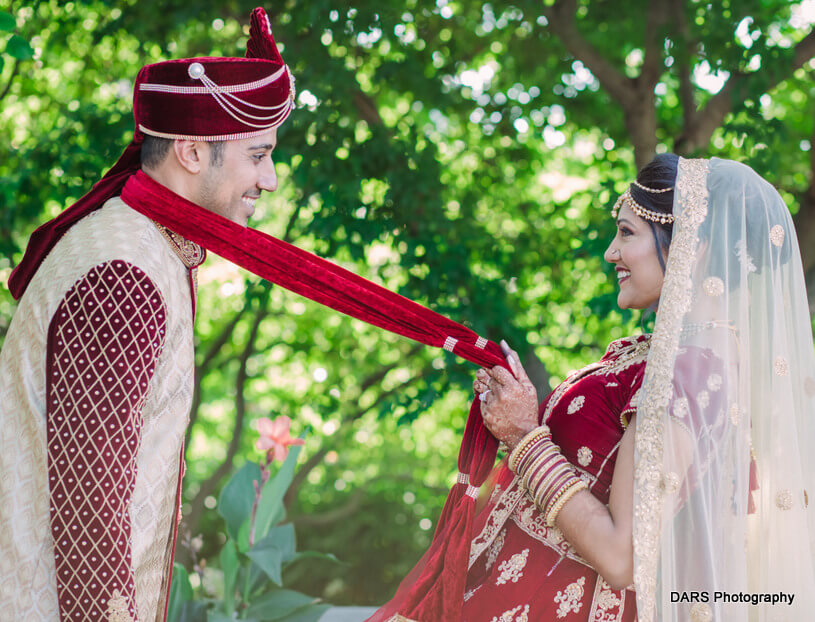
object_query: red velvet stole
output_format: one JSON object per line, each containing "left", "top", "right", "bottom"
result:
{"left": 116, "top": 171, "right": 500, "bottom": 620}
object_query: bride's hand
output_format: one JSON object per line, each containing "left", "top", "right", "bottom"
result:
{"left": 473, "top": 340, "right": 539, "bottom": 450}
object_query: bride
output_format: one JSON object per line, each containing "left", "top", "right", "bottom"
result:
{"left": 372, "top": 155, "right": 815, "bottom": 621}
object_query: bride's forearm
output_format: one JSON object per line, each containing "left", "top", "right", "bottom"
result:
{"left": 510, "top": 420, "right": 636, "bottom": 590}
{"left": 554, "top": 421, "right": 636, "bottom": 590}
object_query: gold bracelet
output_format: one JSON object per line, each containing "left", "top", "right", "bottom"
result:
{"left": 534, "top": 465, "right": 573, "bottom": 510}
{"left": 536, "top": 456, "right": 572, "bottom": 507}
{"left": 519, "top": 441, "right": 559, "bottom": 480}
{"left": 509, "top": 425, "right": 551, "bottom": 472}
{"left": 508, "top": 425, "right": 550, "bottom": 472}
{"left": 545, "top": 478, "right": 588, "bottom": 527}
{"left": 540, "top": 469, "right": 577, "bottom": 511}
{"left": 520, "top": 447, "right": 559, "bottom": 492}
{"left": 525, "top": 451, "right": 562, "bottom": 495}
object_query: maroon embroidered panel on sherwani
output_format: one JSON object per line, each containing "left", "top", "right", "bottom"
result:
{"left": 46, "top": 261, "right": 167, "bottom": 620}
{"left": 461, "top": 335, "right": 650, "bottom": 621}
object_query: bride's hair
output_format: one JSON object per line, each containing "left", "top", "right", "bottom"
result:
{"left": 631, "top": 153, "right": 679, "bottom": 272}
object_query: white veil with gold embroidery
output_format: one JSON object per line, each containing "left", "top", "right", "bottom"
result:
{"left": 633, "top": 157, "right": 815, "bottom": 621}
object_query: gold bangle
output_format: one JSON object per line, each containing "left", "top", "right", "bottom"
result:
{"left": 508, "top": 425, "right": 550, "bottom": 472}
{"left": 541, "top": 470, "right": 578, "bottom": 511}
{"left": 519, "top": 442, "right": 559, "bottom": 480}
{"left": 529, "top": 454, "right": 567, "bottom": 495}
{"left": 545, "top": 479, "right": 588, "bottom": 527}
{"left": 521, "top": 448, "right": 559, "bottom": 493}
{"left": 534, "top": 464, "right": 572, "bottom": 509}
{"left": 509, "top": 426, "right": 551, "bottom": 472}
{"left": 525, "top": 451, "right": 562, "bottom": 495}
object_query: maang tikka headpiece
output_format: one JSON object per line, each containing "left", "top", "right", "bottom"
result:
{"left": 612, "top": 180, "right": 675, "bottom": 224}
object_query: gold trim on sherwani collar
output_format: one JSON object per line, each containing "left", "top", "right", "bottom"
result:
{"left": 153, "top": 221, "right": 206, "bottom": 269}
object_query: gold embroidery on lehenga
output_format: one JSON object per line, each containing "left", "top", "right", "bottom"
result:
{"left": 489, "top": 604, "right": 530, "bottom": 622}
{"left": 590, "top": 578, "right": 623, "bottom": 622}
{"left": 577, "top": 446, "right": 593, "bottom": 467}
{"left": 107, "top": 590, "right": 135, "bottom": 622}
{"left": 495, "top": 548, "right": 529, "bottom": 585}
{"left": 464, "top": 584, "right": 481, "bottom": 602}
{"left": 485, "top": 528, "right": 506, "bottom": 571}
{"left": 554, "top": 576, "right": 586, "bottom": 618}
{"left": 633, "top": 158, "right": 709, "bottom": 622}
{"left": 469, "top": 478, "right": 526, "bottom": 568}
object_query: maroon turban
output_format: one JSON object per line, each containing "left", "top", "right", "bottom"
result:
{"left": 9, "top": 7, "right": 294, "bottom": 298}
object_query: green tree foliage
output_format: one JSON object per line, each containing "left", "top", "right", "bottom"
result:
{"left": 1, "top": 0, "right": 813, "bottom": 605}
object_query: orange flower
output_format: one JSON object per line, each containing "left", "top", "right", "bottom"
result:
{"left": 256, "top": 416, "right": 305, "bottom": 462}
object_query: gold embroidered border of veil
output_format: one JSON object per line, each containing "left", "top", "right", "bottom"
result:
{"left": 632, "top": 158, "right": 709, "bottom": 621}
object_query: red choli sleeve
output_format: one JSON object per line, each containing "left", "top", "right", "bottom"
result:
{"left": 619, "top": 365, "right": 646, "bottom": 429}
{"left": 45, "top": 260, "right": 166, "bottom": 621}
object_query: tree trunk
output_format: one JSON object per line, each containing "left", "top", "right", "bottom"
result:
{"left": 626, "top": 93, "right": 659, "bottom": 170}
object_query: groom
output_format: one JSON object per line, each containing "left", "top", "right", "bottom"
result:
{"left": 0, "top": 8, "right": 294, "bottom": 621}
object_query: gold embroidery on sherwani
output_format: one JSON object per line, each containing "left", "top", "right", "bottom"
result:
{"left": 107, "top": 590, "right": 134, "bottom": 622}
{"left": 489, "top": 604, "right": 530, "bottom": 622}
{"left": 495, "top": 548, "right": 529, "bottom": 585}
{"left": 152, "top": 222, "right": 205, "bottom": 268}
{"left": 554, "top": 576, "right": 586, "bottom": 618}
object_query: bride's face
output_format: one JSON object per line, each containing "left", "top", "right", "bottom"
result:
{"left": 604, "top": 203, "right": 665, "bottom": 310}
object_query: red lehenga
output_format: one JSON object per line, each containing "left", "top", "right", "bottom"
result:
{"left": 461, "top": 335, "right": 650, "bottom": 621}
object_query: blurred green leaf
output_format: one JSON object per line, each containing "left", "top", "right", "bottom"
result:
{"left": 246, "top": 538, "right": 285, "bottom": 586}
{"left": 218, "top": 462, "right": 261, "bottom": 541}
{"left": 177, "top": 602, "right": 207, "bottom": 622}
{"left": 0, "top": 12, "right": 14, "bottom": 31}
{"left": 244, "top": 589, "right": 320, "bottom": 620}
{"left": 278, "top": 605, "right": 331, "bottom": 622}
{"left": 252, "top": 444, "right": 304, "bottom": 543}
{"left": 5, "top": 34, "right": 32, "bottom": 60}
{"left": 166, "top": 564, "right": 193, "bottom": 622}
{"left": 220, "top": 539, "right": 239, "bottom": 614}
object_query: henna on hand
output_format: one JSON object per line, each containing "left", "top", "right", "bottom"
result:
{"left": 475, "top": 340, "right": 539, "bottom": 449}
